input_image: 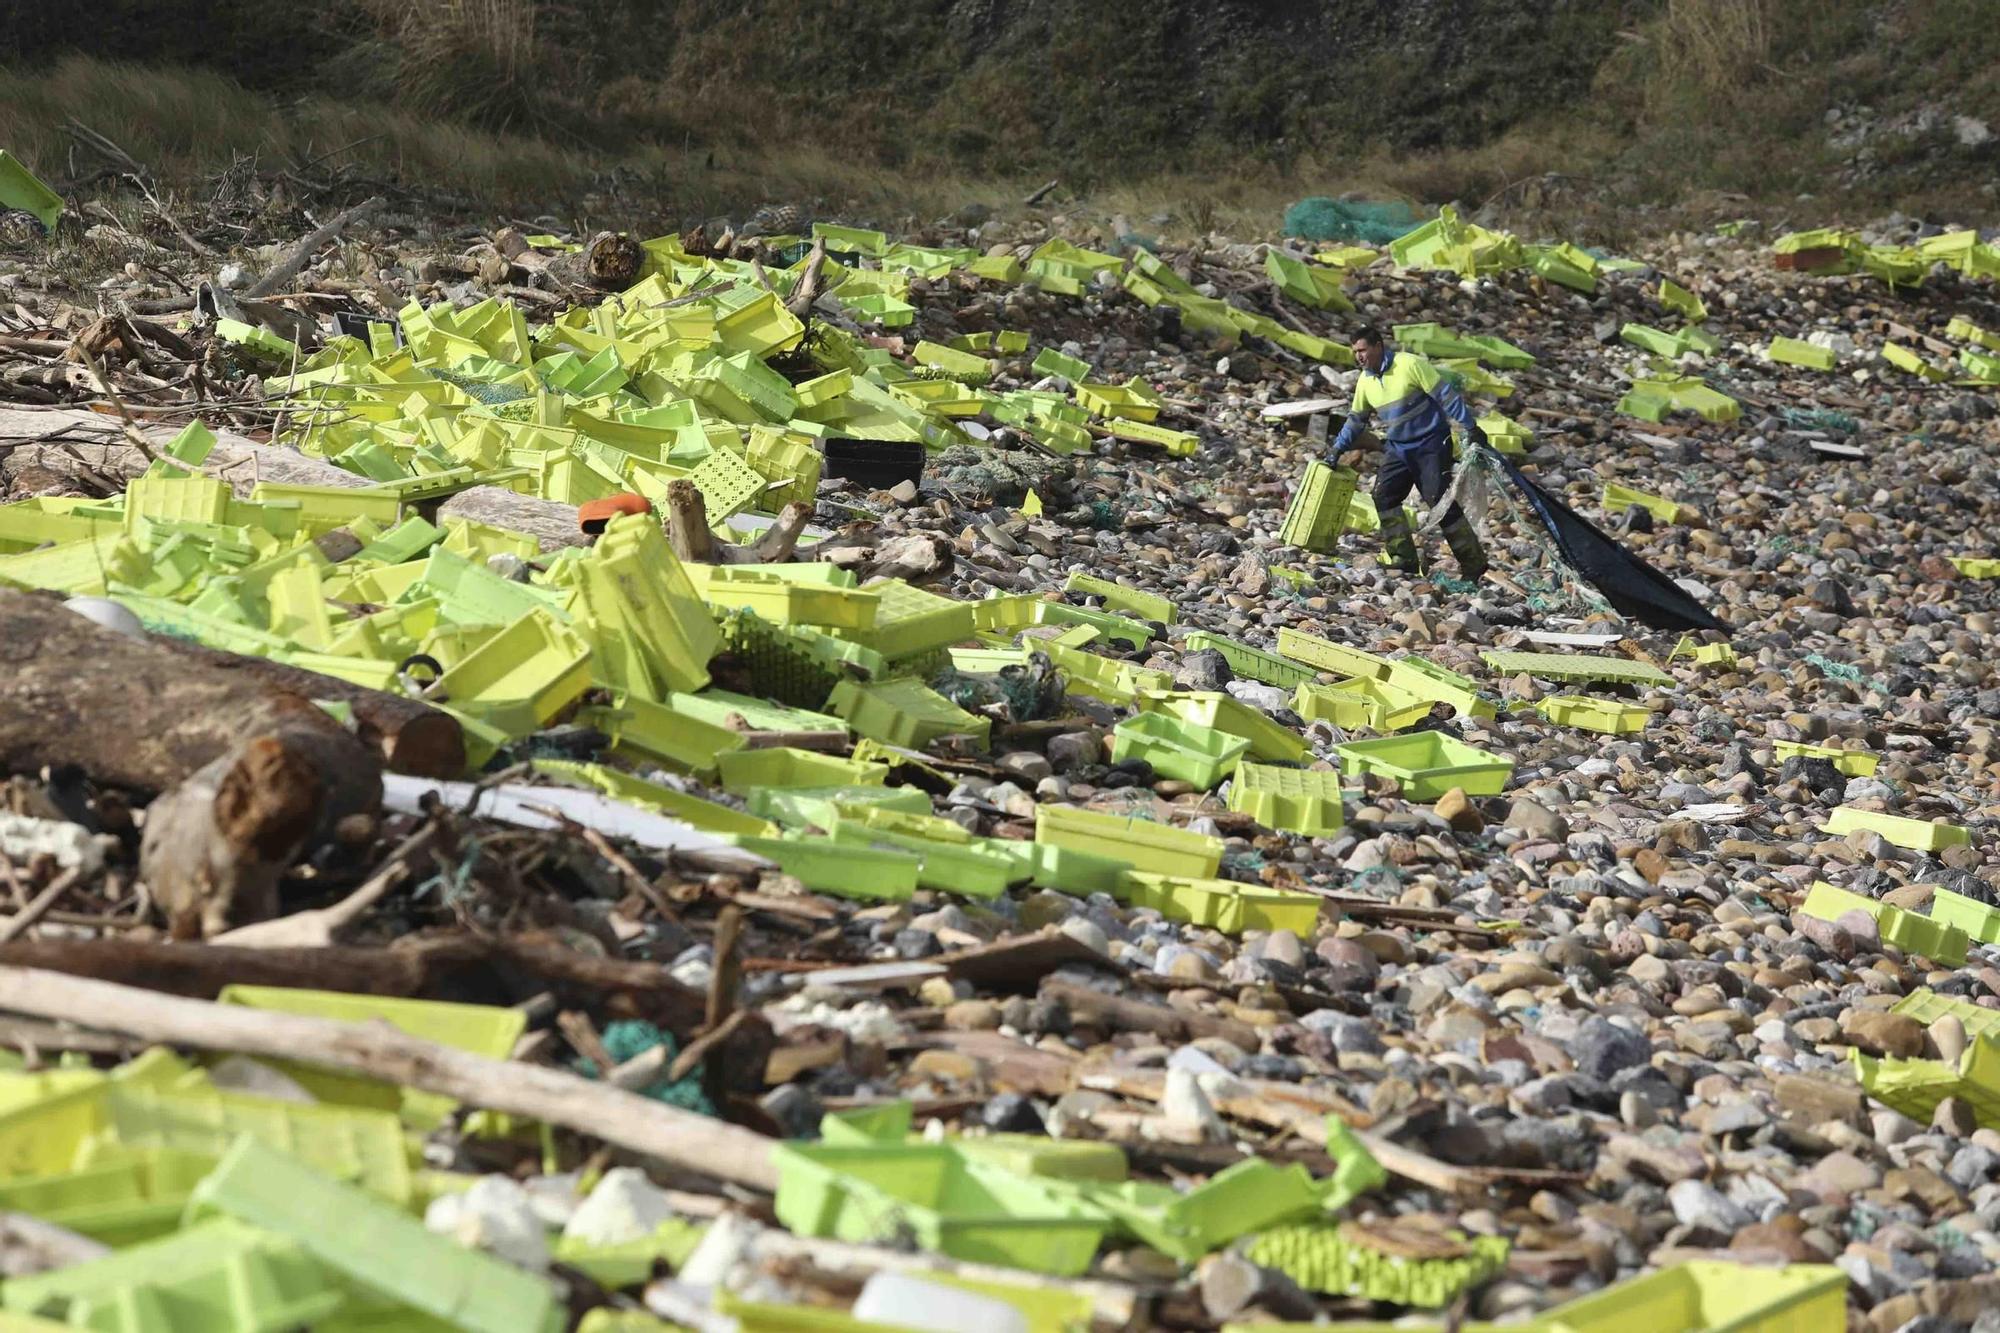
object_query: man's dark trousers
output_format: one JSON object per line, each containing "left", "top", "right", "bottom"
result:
{"left": 1373, "top": 440, "right": 1485, "bottom": 576}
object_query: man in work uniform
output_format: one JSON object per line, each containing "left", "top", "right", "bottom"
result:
{"left": 1325, "top": 327, "right": 1489, "bottom": 580}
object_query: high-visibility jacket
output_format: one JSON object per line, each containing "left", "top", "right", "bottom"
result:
{"left": 1329, "top": 348, "right": 1483, "bottom": 457}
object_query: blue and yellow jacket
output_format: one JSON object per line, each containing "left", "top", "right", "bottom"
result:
{"left": 1328, "top": 348, "right": 1484, "bottom": 459}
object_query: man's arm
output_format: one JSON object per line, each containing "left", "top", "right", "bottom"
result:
{"left": 1327, "top": 405, "right": 1372, "bottom": 463}
{"left": 1410, "top": 358, "right": 1487, "bottom": 446}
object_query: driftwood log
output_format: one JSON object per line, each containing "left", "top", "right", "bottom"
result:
{"left": 0, "top": 407, "right": 586, "bottom": 551}
{"left": 662, "top": 478, "right": 809, "bottom": 565}
{"left": 0, "top": 965, "right": 780, "bottom": 1192}
{"left": 0, "top": 587, "right": 382, "bottom": 936}
{"left": 150, "top": 640, "right": 463, "bottom": 778}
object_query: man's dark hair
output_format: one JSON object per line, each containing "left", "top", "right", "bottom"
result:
{"left": 1351, "top": 326, "right": 1383, "bottom": 346}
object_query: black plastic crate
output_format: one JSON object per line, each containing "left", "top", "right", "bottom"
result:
{"left": 821, "top": 438, "right": 924, "bottom": 490}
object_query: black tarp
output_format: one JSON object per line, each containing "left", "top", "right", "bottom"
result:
{"left": 1494, "top": 454, "right": 1729, "bottom": 634}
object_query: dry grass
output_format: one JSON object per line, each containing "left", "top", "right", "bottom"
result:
{"left": 1656, "top": 0, "right": 1775, "bottom": 96}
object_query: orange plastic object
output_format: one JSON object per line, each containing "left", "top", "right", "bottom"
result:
{"left": 578, "top": 492, "right": 654, "bottom": 534}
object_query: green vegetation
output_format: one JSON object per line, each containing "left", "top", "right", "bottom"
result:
{"left": 4, "top": 1, "right": 1996, "bottom": 234}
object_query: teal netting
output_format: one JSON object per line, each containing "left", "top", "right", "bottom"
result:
{"left": 1282, "top": 197, "right": 1424, "bottom": 245}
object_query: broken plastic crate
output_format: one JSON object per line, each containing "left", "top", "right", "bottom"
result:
{"left": 187, "top": 1136, "right": 566, "bottom": 1333}
{"left": 1798, "top": 881, "right": 1967, "bottom": 965}
{"left": 1279, "top": 461, "right": 1359, "bottom": 553}
{"left": 1856, "top": 1032, "right": 2000, "bottom": 1133}
{"left": 1033, "top": 805, "right": 1222, "bottom": 879}
{"left": 1293, "top": 676, "right": 1433, "bottom": 733}
{"left": 772, "top": 1143, "right": 1111, "bottom": 1277}
{"left": 1108, "top": 711, "right": 1250, "bottom": 789}
{"left": 1136, "top": 694, "right": 1302, "bottom": 765}
{"left": 717, "top": 747, "right": 888, "bottom": 796}
{"left": 533, "top": 759, "right": 775, "bottom": 837}
{"left": 1770, "top": 740, "right": 1877, "bottom": 776}
{"left": 828, "top": 677, "right": 990, "bottom": 749}
{"left": 826, "top": 820, "right": 1014, "bottom": 899}
{"left": 0, "top": 1144, "right": 215, "bottom": 1248}
{"left": 1821, "top": 807, "right": 1970, "bottom": 853}
{"left": 1537, "top": 695, "right": 1650, "bottom": 735}
{"left": 1335, "top": 733, "right": 1513, "bottom": 801}
{"left": 1227, "top": 763, "right": 1344, "bottom": 836}
{"left": 1480, "top": 650, "right": 1673, "bottom": 688}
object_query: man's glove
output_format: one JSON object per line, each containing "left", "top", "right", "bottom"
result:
{"left": 1324, "top": 449, "right": 1347, "bottom": 470}
{"left": 1466, "top": 426, "right": 1489, "bottom": 451}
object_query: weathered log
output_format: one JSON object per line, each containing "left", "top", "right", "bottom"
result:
{"left": 0, "top": 965, "right": 780, "bottom": 1192}
{"left": 0, "top": 931, "right": 706, "bottom": 1030}
{"left": 244, "top": 195, "right": 385, "bottom": 298}
{"left": 0, "top": 587, "right": 384, "bottom": 936}
{"left": 0, "top": 586, "right": 374, "bottom": 797}
{"left": 152, "top": 639, "right": 464, "bottom": 777}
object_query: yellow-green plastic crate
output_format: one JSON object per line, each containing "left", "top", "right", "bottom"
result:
{"left": 1043, "top": 640, "right": 1173, "bottom": 705}
{"left": 0, "top": 1145, "right": 215, "bottom": 1247}
{"left": 1534, "top": 1260, "right": 1845, "bottom": 1333}
{"left": 1293, "top": 677, "right": 1432, "bottom": 732}
{"left": 1109, "top": 711, "right": 1250, "bottom": 789}
{"left": 717, "top": 746, "right": 888, "bottom": 796}
{"left": 690, "top": 566, "right": 881, "bottom": 630}
{"left": 1119, "top": 871, "right": 1322, "bottom": 937}
{"left": 825, "top": 820, "right": 1015, "bottom": 899}
{"left": 1228, "top": 763, "right": 1345, "bottom": 837}
{"left": 1480, "top": 650, "right": 1673, "bottom": 688}
{"left": 1822, "top": 806, "right": 1970, "bottom": 853}
{"left": 531, "top": 759, "right": 776, "bottom": 837}
{"left": 1064, "top": 572, "right": 1175, "bottom": 625}
{"left": 829, "top": 676, "right": 989, "bottom": 749}
{"left": 728, "top": 834, "right": 919, "bottom": 901}
{"left": 773, "top": 1143, "right": 1111, "bottom": 1277}
{"left": 1602, "top": 483, "right": 1681, "bottom": 523}
{"left": 836, "top": 579, "right": 978, "bottom": 661}
{"left": 1388, "top": 657, "right": 1497, "bottom": 719}
{"left": 579, "top": 693, "right": 747, "bottom": 777}
{"left": 1279, "top": 461, "right": 1359, "bottom": 553}
{"left": 1034, "top": 805, "right": 1222, "bottom": 879}
{"left": 186, "top": 1136, "right": 565, "bottom": 1333}
{"left": 0, "top": 1216, "right": 346, "bottom": 1332}
{"left": 0, "top": 151, "right": 64, "bottom": 232}
{"left": 433, "top": 606, "right": 592, "bottom": 734}
{"left": 1182, "top": 632, "right": 1318, "bottom": 688}
{"left": 1768, "top": 337, "right": 1837, "bottom": 371}
{"left": 1335, "top": 732, "right": 1513, "bottom": 800}
{"left": 1136, "top": 690, "right": 1308, "bottom": 763}
{"left": 1772, "top": 740, "right": 1877, "bottom": 776}
{"left": 1276, "top": 628, "right": 1394, "bottom": 680}
{"left": 1930, "top": 890, "right": 2000, "bottom": 946}
{"left": 1798, "top": 880, "right": 1967, "bottom": 965}
{"left": 215, "top": 985, "right": 525, "bottom": 1131}
{"left": 1538, "top": 695, "right": 1650, "bottom": 735}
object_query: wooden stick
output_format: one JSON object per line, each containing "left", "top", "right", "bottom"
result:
{"left": 246, "top": 196, "right": 385, "bottom": 298}
{"left": 0, "top": 868, "right": 82, "bottom": 946}
{"left": 0, "top": 965, "right": 780, "bottom": 1191}
{"left": 209, "top": 823, "right": 439, "bottom": 947}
